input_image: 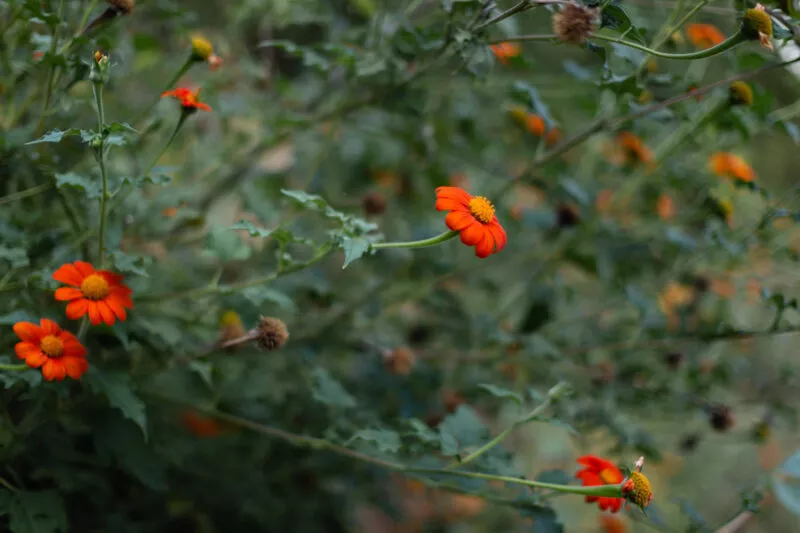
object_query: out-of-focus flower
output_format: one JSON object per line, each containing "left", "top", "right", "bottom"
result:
{"left": 614, "top": 132, "right": 654, "bottom": 167}
{"left": 54, "top": 261, "right": 133, "bottom": 326}
{"left": 435, "top": 186, "right": 507, "bottom": 258}
{"left": 526, "top": 114, "right": 545, "bottom": 136}
{"left": 729, "top": 81, "right": 753, "bottom": 106}
{"left": 709, "top": 152, "right": 755, "bottom": 182}
{"left": 180, "top": 410, "right": 222, "bottom": 437}
{"left": 686, "top": 24, "right": 726, "bottom": 49}
{"left": 362, "top": 191, "right": 388, "bottom": 215}
{"left": 217, "top": 310, "right": 246, "bottom": 347}
{"left": 190, "top": 36, "right": 214, "bottom": 62}
{"left": 599, "top": 514, "right": 628, "bottom": 533}
{"left": 658, "top": 282, "right": 694, "bottom": 314}
{"left": 162, "top": 87, "right": 212, "bottom": 113}
{"left": 657, "top": 194, "right": 676, "bottom": 220}
{"left": 553, "top": 4, "right": 597, "bottom": 44}
{"left": 13, "top": 319, "right": 88, "bottom": 381}
{"left": 384, "top": 347, "right": 416, "bottom": 375}
{"left": 575, "top": 455, "right": 625, "bottom": 513}
{"left": 208, "top": 54, "right": 223, "bottom": 71}
{"left": 741, "top": 4, "right": 773, "bottom": 51}
{"left": 490, "top": 42, "right": 521, "bottom": 65}
{"left": 545, "top": 127, "right": 562, "bottom": 147}
{"left": 107, "top": 0, "right": 134, "bottom": 14}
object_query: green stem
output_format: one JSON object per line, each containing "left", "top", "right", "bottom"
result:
{"left": 372, "top": 230, "right": 459, "bottom": 250}
{"left": 135, "top": 56, "right": 194, "bottom": 125}
{"left": 77, "top": 316, "right": 90, "bottom": 339}
{"left": 653, "top": 98, "right": 726, "bottom": 161}
{"left": 93, "top": 82, "right": 108, "bottom": 264}
{"left": 34, "top": 0, "right": 65, "bottom": 138}
{"left": 57, "top": 0, "right": 99, "bottom": 55}
{"left": 0, "top": 183, "right": 52, "bottom": 205}
{"left": 0, "top": 364, "right": 29, "bottom": 372}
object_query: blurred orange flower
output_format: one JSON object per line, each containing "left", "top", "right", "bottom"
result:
{"left": 686, "top": 24, "right": 725, "bottom": 49}
{"left": 13, "top": 319, "right": 88, "bottom": 381}
{"left": 658, "top": 282, "right": 694, "bottom": 314}
{"left": 545, "top": 127, "right": 562, "bottom": 146}
{"left": 709, "top": 152, "right": 755, "bottom": 182}
{"left": 490, "top": 42, "right": 521, "bottom": 65}
{"left": 575, "top": 455, "right": 624, "bottom": 513}
{"left": 54, "top": 261, "right": 133, "bottom": 326}
{"left": 599, "top": 514, "right": 628, "bottom": 533}
{"left": 526, "top": 114, "right": 545, "bottom": 136}
{"left": 656, "top": 194, "right": 676, "bottom": 220}
{"left": 162, "top": 87, "right": 212, "bottom": 112}
{"left": 180, "top": 410, "right": 222, "bottom": 437}
{"left": 616, "top": 132, "right": 654, "bottom": 166}
{"left": 435, "top": 187, "right": 507, "bottom": 258}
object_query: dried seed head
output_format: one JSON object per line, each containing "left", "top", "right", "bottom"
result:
{"left": 741, "top": 5, "right": 773, "bottom": 50}
{"left": 556, "top": 203, "right": 580, "bottom": 228}
{"left": 107, "top": 0, "right": 134, "bottom": 14}
{"left": 384, "top": 347, "right": 416, "bottom": 375}
{"left": 708, "top": 403, "right": 735, "bottom": 432}
{"left": 362, "top": 191, "right": 388, "bottom": 215}
{"left": 729, "top": 81, "right": 753, "bottom": 106}
{"left": 663, "top": 352, "right": 684, "bottom": 370}
{"left": 552, "top": 4, "right": 597, "bottom": 45}
{"left": 255, "top": 316, "right": 289, "bottom": 351}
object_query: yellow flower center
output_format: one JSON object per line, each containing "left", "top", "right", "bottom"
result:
{"left": 80, "top": 274, "right": 110, "bottom": 300}
{"left": 469, "top": 196, "right": 495, "bottom": 224}
{"left": 623, "top": 471, "right": 653, "bottom": 509}
{"left": 40, "top": 335, "right": 64, "bottom": 358}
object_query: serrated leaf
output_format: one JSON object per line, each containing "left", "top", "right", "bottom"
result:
{"left": 341, "top": 236, "right": 371, "bottom": 268}
{"left": 109, "top": 250, "right": 151, "bottom": 277}
{"left": 600, "top": 5, "right": 647, "bottom": 44}
{"left": 94, "top": 417, "right": 166, "bottom": 491}
{"left": 54, "top": 172, "right": 101, "bottom": 199}
{"left": 408, "top": 419, "right": 440, "bottom": 444}
{"left": 207, "top": 226, "right": 251, "bottom": 262}
{"left": 25, "top": 128, "right": 83, "bottom": 145}
{"left": 8, "top": 491, "right": 67, "bottom": 533}
{"left": 0, "top": 246, "right": 29, "bottom": 268}
{"left": 281, "top": 189, "right": 377, "bottom": 236}
{"left": 350, "top": 428, "right": 401, "bottom": 453}
{"left": 230, "top": 220, "right": 273, "bottom": 238}
{"left": 439, "top": 405, "right": 487, "bottom": 456}
{"left": 477, "top": 384, "right": 523, "bottom": 404}
{"left": 311, "top": 367, "right": 356, "bottom": 408}
{"left": 121, "top": 174, "right": 173, "bottom": 188}
{"left": 86, "top": 369, "right": 147, "bottom": 438}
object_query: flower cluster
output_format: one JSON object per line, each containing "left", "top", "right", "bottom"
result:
{"left": 12, "top": 262, "right": 133, "bottom": 381}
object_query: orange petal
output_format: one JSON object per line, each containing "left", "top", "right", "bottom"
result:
{"left": 105, "top": 295, "right": 128, "bottom": 321}
{"left": 435, "top": 186, "right": 471, "bottom": 205}
{"left": 474, "top": 232, "right": 494, "bottom": 258}
{"left": 66, "top": 299, "right": 90, "bottom": 320}
{"left": 445, "top": 211, "right": 476, "bottom": 231}
{"left": 52, "top": 263, "right": 84, "bottom": 286}
{"left": 22, "top": 349, "right": 47, "bottom": 368}
{"left": 15, "top": 342, "right": 40, "bottom": 360}
{"left": 459, "top": 222, "right": 485, "bottom": 246}
{"left": 73, "top": 261, "right": 96, "bottom": 277}
{"left": 436, "top": 198, "right": 469, "bottom": 212}
{"left": 60, "top": 334, "right": 87, "bottom": 358}
{"left": 55, "top": 287, "right": 83, "bottom": 301}
{"left": 488, "top": 222, "right": 507, "bottom": 252}
{"left": 97, "top": 301, "right": 116, "bottom": 326}
{"left": 13, "top": 322, "right": 42, "bottom": 343}
{"left": 98, "top": 270, "right": 124, "bottom": 286}
{"left": 87, "top": 302, "right": 102, "bottom": 325}
{"left": 39, "top": 318, "right": 60, "bottom": 335}
{"left": 42, "top": 359, "right": 66, "bottom": 381}
{"left": 63, "top": 356, "right": 88, "bottom": 379}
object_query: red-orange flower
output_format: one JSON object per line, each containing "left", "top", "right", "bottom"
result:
{"left": 13, "top": 319, "right": 88, "bottom": 381}
{"left": 617, "top": 132, "right": 654, "bottom": 166}
{"left": 686, "top": 24, "right": 725, "bottom": 49}
{"left": 709, "top": 152, "right": 755, "bottom": 182}
{"left": 435, "top": 187, "right": 507, "bottom": 258}
{"left": 490, "top": 42, "right": 521, "bottom": 65}
{"left": 180, "top": 410, "right": 223, "bottom": 437}
{"left": 53, "top": 261, "right": 133, "bottom": 326}
{"left": 575, "top": 455, "right": 625, "bottom": 513}
{"left": 599, "top": 514, "right": 628, "bottom": 533}
{"left": 161, "top": 87, "right": 211, "bottom": 112}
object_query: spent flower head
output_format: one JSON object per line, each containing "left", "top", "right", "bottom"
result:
{"left": 741, "top": 4, "right": 773, "bottom": 50}
{"left": 729, "top": 81, "right": 753, "bottom": 106}
{"left": 553, "top": 4, "right": 597, "bottom": 44}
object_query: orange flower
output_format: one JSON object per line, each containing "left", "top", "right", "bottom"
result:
{"left": 617, "top": 132, "right": 653, "bottom": 166}
{"left": 180, "top": 410, "right": 222, "bottom": 437}
{"left": 575, "top": 455, "right": 625, "bottom": 513}
{"left": 656, "top": 194, "right": 676, "bottom": 220}
{"left": 435, "top": 187, "right": 507, "bottom": 258}
{"left": 708, "top": 152, "right": 755, "bottom": 182}
{"left": 161, "top": 87, "right": 211, "bottom": 112}
{"left": 545, "top": 128, "right": 562, "bottom": 147}
{"left": 526, "top": 114, "right": 545, "bottom": 136}
{"left": 686, "top": 24, "right": 725, "bottom": 49}
{"left": 13, "top": 319, "right": 88, "bottom": 381}
{"left": 53, "top": 261, "right": 133, "bottom": 326}
{"left": 599, "top": 514, "right": 628, "bottom": 533}
{"left": 490, "top": 42, "right": 521, "bottom": 65}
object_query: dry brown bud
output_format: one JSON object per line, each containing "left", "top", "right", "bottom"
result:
{"left": 107, "top": 0, "right": 134, "bottom": 14}
{"left": 384, "top": 347, "right": 416, "bottom": 375}
{"left": 552, "top": 4, "right": 597, "bottom": 45}
{"left": 255, "top": 316, "right": 289, "bottom": 351}
{"left": 362, "top": 191, "right": 388, "bottom": 215}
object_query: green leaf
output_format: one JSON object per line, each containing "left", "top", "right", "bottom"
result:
{"left": 207, "top": 226, "right": 252, "bottom": 262}
{"left": 25, "top": 128, "right": 83, "bottom": 145}
{"left": 121, "top": 174, "right": 173, "bottom": 188}
{"left": 241, "top": 287, "right": 297, "bottom": 312}
{"left": 477, "top": 384, "right": 523, "bottom": 404}
{"left": 54, "top": 172, "right": 102, "bottom": 199}
{"left": 439, "top": 405, "right": 487, "bottom": 456}
{"left": 7, "top": 490, "right": 67, "bottom": 533}
{"left": 86, "top": 369, "right": 148, "bottom": 438}
{"left": 281, "top": 189, "right": 377, "bottom": 236}
{"left": 349, "top": 428, "right": 401, "bottom": 453}
{"left": 0, "top": 311, "right": 37, "bottom": 326}
{"left": 341, "top": 236, "right": 372, "bottom": 269}
{"left": 109, "top": 250, "right": 151, "bottom": 277}
{"left": 407, "top": 419, "right": 440, "bottom": 444}
{"left": 94, "top": 417, "right": 166, "bottom": 491}
{"left": 258, "top": 40, "right": 332, "bottom": 71}
{"left": 107, "top": 122, "right": 139, "bottom": 134}
{"left": 774, "top": 449, "right": 800, "bottom": 517}
{"left": 442, "top": 0, "right": 477, "bottom": 12}
{"left": 599, "top": 5, "right": 647, "bottom": 44}
{"left": 230, "top": 220, "right": 273, "bottom": 238}
{"left": 0, "top": 246, "right": 29, "bottom": 268}
{"left": 311, "top": 367, "right": 356, "bottom": 408}
{"left": 519, "top": 504, "right": 564, "bottom": 533}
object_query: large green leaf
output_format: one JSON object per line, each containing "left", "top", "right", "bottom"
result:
{"left": 86, "top": 370, "right": 148, "bottom": 438}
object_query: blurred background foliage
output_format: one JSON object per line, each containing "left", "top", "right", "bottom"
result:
{"left": 3, "top": 0, "right": 800, "bottom": 531}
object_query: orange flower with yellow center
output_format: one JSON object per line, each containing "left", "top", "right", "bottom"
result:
{"left": 709, "top": 152, "right": 755, "bottom": 182}
{"left": 616, "top": 132, "right": 654, "bottom": 166}
{"left": 13, "top": 319, "right": 88, "bottom": 381}
{"left": 161, "top": 87, "right": 212, "bottom": 112}
{"left": 490, "top": 42, "right": 521, "bottom": 65}
{"left": 575, "top": 455, "right": 625, "bottom": 513}
{"left": 435, "top": 187, "right": 507, "bottom": 258}
{"left": 686, "top": 24, "right": 726, "bottom": 49}
{"left": 54, "top": 261, "right": 133, "bottom": 326}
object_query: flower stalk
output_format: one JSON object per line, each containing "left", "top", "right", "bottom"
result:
{"left": 371, "top": 230, "right": 459, "bottom": 250}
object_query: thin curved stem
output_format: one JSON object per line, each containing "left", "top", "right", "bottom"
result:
{"left": 135, "top": 57, "right": 194, "bottom": 125}
{"left": 372, "top": 230, "right": 459, "bottom": 250}
{"left": 0, "top": 364, "right": 29, "bottom": 372}
{"left": 0, "top": 183, "right": 52, "bottom": 205}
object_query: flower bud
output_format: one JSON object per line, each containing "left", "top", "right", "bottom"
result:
{"left": 191, "top": 36, "right": 214, "bottom": 62}
{"left": 254, "top": 316, "right": 289, "bottom": 351}
{"left": 552, "top": 4, "right": 598, "bottom": 44}
{"left": 741, "top": 5, "right": 773, "bottom": 50}
{"left": 729, "top": 81, "right": 753, "bottom": 107}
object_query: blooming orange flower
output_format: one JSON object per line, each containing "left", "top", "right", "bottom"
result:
{"left": 435, "top": 187, "right": 507, "bottom": 258}
{"left": 599, "top": 514, "right": 628, "bottom": 533}
{"left": 13, "top": 319, "right": 88, "bottom": 381}
{"left": 490, "top": 42, "right": 521, "bottom": 65}
{"left": 526, "top": 114, "right": 545, "bottom": 136}
{"left": 161, "top": 87, "right": 211, "bottom": 112}
{"left": 576, "top": 455, "right": 625, "bottom": 513}
{"left": 708, "top": 152, "right": 755, "bottom": 182}
{"left": 53, "top": 261, "right": 133, "bottom": 326}
{"left": 686, "top": 24, "right": 725, "bottom": 49}
{"left": 617, "top": 132, "right": 654, "bottom": 166}
{"left": 180, "top": 410, "right": 223, "bottom": 437}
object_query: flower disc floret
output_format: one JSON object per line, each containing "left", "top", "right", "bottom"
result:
{"left": 622, "top": 471, "right": 653, "bottom": 509}
{"left": 741, "top": 8, "right": 772, "bottom": 40}
{"left": 435, "top": 186, "right": 507, "bottom": 258}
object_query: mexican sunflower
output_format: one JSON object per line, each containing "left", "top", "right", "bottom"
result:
{"left": 686, "top": 24, "right": 725, "bottom": 49}
{"left": 13, "top": 319, "right": 88, "bottom": 381}
{"left": 575, "top": 455, "right": 625, "bottom": 513}
{"left": 435, "top": 187, "right": 507, "bottom": 258}
{"left": 617, "top": 132, "right": 654, "bottom": 166}
{"left": 490, "top": 42, "right": 521, "bottom": 65}
{"left": 709, "top": 152, "right": 755, "bottom": 182}
{"left": 161, "top": 87, "right": 211, "bottom": 112}
{"left": 53, "top": 261, "right": 133, "bottom": 326}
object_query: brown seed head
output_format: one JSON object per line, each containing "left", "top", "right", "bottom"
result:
{"left": 663, "top": 352, "right": 684, "bottom": 370}
{"left": 556, "top": 203, "right": 580, "bottom": 228}
{"left": 552, "top": 4, "right": 597, "bottom": 45}
{"left": 709, "top": 403, "right": 735, "bottom": 432}
{"left": 362, "top": 191, "right": 388, "bottom": 215}
{"left": 107, "top": 0, "right": 134, "bottom": 13}
{"left": 255, "top": 316, "right": 289, "bottom": 351}
{"left": 384, "top": 347, "right": 416, "bottom": 375}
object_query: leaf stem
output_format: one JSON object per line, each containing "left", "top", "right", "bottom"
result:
{"left": 0, "top": 364, "right": 29, "bottom": 372}
{"left": 135, "top": 56, "right": 194, "bottom": 125}
{"left": 371, "top": 230, "right": 459, "bottom": 250}
{"left": 93, "top": 82, "right": 108, "bottom": 264}
{"left": 0, "top": 183, "right": 53, "bottom": 206}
